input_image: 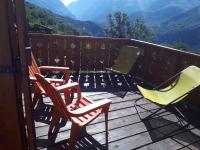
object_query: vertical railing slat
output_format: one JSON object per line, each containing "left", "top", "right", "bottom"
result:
{"left": 29, "top": 33, "right": 200, "bottom": 86}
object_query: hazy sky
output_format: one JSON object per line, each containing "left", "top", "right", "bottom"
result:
{"left": 61, "top": 0, "right": 76, "bottom": 7}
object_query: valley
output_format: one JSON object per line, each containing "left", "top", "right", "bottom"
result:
{"left": 26, "top": 0, "right": 200, "bottom": 51}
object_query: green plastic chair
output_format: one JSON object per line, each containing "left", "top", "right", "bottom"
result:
{"left": 106, "top": 45, "right": 140, "bottom": 74}
{"left": 136, "top": 65, "right": 200, "bottom": 120}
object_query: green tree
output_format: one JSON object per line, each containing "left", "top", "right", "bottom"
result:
{"left": 132, "top": 17, "right": 154, "bottom": 42}
{"left": 104, "top": 12, "right": 132, "bottom": 38}
{"left": 105, "top": 12, "right": 154, "bottom": 42}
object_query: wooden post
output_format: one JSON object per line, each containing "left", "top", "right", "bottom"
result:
{"left": 0, "top": 0, "right": 36, "bottom": 149}
{"left": 15, "top": 0, "right": 36, "bottom": 149}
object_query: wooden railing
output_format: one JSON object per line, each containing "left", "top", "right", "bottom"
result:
{"left": 29, "top": 33, "right": 200, "bottom": 85}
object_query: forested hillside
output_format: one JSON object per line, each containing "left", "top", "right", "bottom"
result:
{"left": 26, "top": 2, "right": 103, "bottom": 36}
{"left": 25, "top": 0, "right": 200, "bottom": 51}
{"left": 157, "top": 6, "right": 200, "bottom": 51}
{"left": 26, "top": 2, "right": 81, "bottom": 35}
{"left": 26, "top": 0, "right": 74, "bottom": 18}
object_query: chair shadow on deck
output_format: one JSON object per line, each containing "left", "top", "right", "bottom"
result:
{"left": 34, "top": 93, "right": 109, "bottom": 150}
{"left": 141, "top": 103, "right": 200, "bottom": 149}
{"left": 34, "top": 99, "right": 68, "bottom": 128}
{"left": 35, "top": 101, "right": 108, "bottom": 149}
{"left": 37, "top": 128, "right": 108, "bottom": 150}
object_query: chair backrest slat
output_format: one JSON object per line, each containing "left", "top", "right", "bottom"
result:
{"left": 35, "top": 73, "right": 68, "bottom": 116}
{"left": 28, "top": 52, "right": 40, "bottom": 78}
{"left": 109, "top": 45, "right": 140, "bottom": 74}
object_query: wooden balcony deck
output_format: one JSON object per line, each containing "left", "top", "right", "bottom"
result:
{"left": 33, "top": 73, "right": 200, "bottom": 150}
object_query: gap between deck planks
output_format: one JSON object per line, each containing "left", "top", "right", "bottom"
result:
{"left": 34, "top": 91, "right": 200, "bottom": 150}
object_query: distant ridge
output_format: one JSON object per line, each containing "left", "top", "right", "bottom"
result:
{"left": 26, "top": 2, "right": 103, "bottom": 36}
{"left": 67, "top": 0, "right": 200, "bottom": 25}
{"left": 55, "top": 15, "right": 103, "bottom": 36}
{"left": 26, "top": 0, "right": 74, "bottom": 18}
{"left": 26, "top": 0, "right": 200, "bottom": 50}
{"left": 157, "top": 6, "right": 200, "bottom": 51}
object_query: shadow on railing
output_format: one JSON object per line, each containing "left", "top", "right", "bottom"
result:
{"left": 30, "top": 33, "right": 200, "bottom": 86}
{"left": 44, "top": 71, "right": 144, "bottom": 92}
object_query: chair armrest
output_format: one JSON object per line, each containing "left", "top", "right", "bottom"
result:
{"left": 45, "top": 78, "right": 64, "bottom": 84}
{"left": 39, "top": 66, "right": 70, "bottom": 71}
{"left": 39, "top": 66, "right": 71, "bottom": 82}
{"left": 56, "top": 82, "right": 81, "bottom": 100}
{"left": 29, "top": 76, "right": 36, "bottom": 81}
{"left": 56, "top": 82, "right": 81, "bottom": 101}
{"left": 29, "top": 76, "right": 64, "bottom": 83}
{"left": 69, "top": 99, "right": 111, "bottom": 117}
{"left": 56, "top": 82, "right": 79, "bottom": 92}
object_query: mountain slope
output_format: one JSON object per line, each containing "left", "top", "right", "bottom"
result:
{"left": 68, "top": 0, "right": 155, "bottom": 24}
{"left": 26, "top": 2, "right": 103, "bottom": 36}
{"left": 26, "top": 0, "right": 74, "bottom": 18}
{"left": 26, "top": 2, "right": 80, "bottom": 35}
{"left": 68, "top": 0, "right": 200, "bottom": 25}
{"left": 55, "top": 15, "right": 103, "bottom": 36}
{"left": 130, "top": 0, "right": 200, "bottom": 25}
{"left": 159, "top": 6, "right": 200, "bottom": 33}
{"left": 157, "top": 6, "right": 200, "bottom": 50}
{"left": 145, "top": 0, "right": 200, "bottom": 11}
{"left": 130, "top": 6, "right": 185, "bottom": 26}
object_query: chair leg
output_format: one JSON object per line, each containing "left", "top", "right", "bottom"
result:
{"left": 70, "top": 89, "right": 74, "bottom": 100}
{"left": 48, "top": 109, "right": 60, "bottom": 134}
{"left": 32, "top": 89, "right": 42, "bottom": 108}
{"left": 64, "top": 90, "right": 72, "bottom": 106}
{"left": 135, "top": 103, "right": 166, "bottom": 121}
{"left": 105, "top": 111, "right": 109, "bottom": 148}
{"left": 68, "top": 123, "right": 81, "bottom": 150}
{"left": 105, "top": 111, "right": 108, "bottom": 134}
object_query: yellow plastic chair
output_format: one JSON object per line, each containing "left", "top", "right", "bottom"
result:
{"left": 136, "top": 65, "right": 200, "bottom": 120}
{"left": 106, "top": 45, "right": 140, "bottom": 74}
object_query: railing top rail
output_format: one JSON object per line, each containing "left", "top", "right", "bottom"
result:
{"left": 29, "top": 33, "right": 131, "bottom": 40}
{"left": 29, "top": 33, "right": 200, "bottom": 85}
{"left": 130, "top": 38, "right": 200, "bottom": 57}
{"left": 29, "top": 33, "right": 200, "bottom": 57}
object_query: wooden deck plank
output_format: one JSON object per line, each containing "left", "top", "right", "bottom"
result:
{"left": 36, "top": 115, "right": 182, "bottom": 149}
{"left": 137, "top": 127, "right": 200, "bottom": 150}
{"left": 137, "top": 138, "right": 183, "bottom": 150}
{"left": 33, "top": 91, "right": 200, "bottom": 150}
{"left": 35, "top": 103, "right": 140, "bottom": 138}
